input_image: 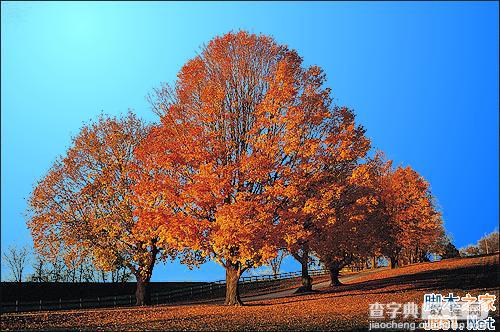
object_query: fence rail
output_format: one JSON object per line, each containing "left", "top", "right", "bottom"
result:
{"left": 1, "top": 269, "right": 328, "bottom": 313}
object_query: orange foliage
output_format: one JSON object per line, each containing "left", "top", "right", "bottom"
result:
{"left": 362, "top": 153, "right": 444, "bottom": 266}
{"left": 26, "top": 112, "right": 175, "bottom": 304}
{"left": 133, "top": 31, "right": 370, "bottom": 304}
{"left": 304, "top": 150, "right": 444, "bottom": 284}
{"left": 27, "top": 30, "right": 447, "bottom": 308}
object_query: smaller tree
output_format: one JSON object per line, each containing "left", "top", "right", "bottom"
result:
{"left": 460, "top": 245, "right": 480, "bottom": 257}
{"left": 431, "top": 232, "right": 460, "bottom": 260}
{"left": 267, "top": 249, "right": 287, "bottom": 277}
{"left": 459, "top": 231, "right": 499, "bottom": 257}
{"left": 441, "top": 242, "right": 460, "bottom": 259}
{"left": 477, "top": 231, "right": 499, "bottom": 255}
{"left": 3, "top": 245, "right": 30, "bottom": 282}
{"left": 365, "top": 156, "right": 443, "bottom": 268}
{"left": 27, "top": 112, "right": 177, "bottom": 305}
{"left": 309, "top": 177, "right": 378, "bottom": 287}
{"left": 281, "top": 107, "right": 371, "bottom": 292}
{"left": 30, "top": 253, "right": 48, "bottom": 282}
{"left": 48, "top": 255, "right": 67, "bottom": 282}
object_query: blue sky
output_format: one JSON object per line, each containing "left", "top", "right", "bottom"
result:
{"left": 1, "top": 1, "right": 498, "bottom": 282}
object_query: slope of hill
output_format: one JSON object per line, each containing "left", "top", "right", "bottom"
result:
{"left": 1, "top": 254, "right": 498, "bottom": 331}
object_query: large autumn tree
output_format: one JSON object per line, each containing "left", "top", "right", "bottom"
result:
{"left": 134, "top": 31, "right": 367, "bottom": 305}
{"left": 27, "top": 112, "right": 174, "bottom": 305}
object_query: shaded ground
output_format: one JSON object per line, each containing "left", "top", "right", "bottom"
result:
{"left": 242, "top": 267, "right": 381, "bottom": 302}
{"left": 0, "top": 282, "right": 207, "bottom": 302}
{"left": 2, "top": 254, "right": 498, "bottom": 331}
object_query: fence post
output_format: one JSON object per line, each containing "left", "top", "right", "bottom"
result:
{"left": 39, "top": 299, "right": 42, "bottom": 311}
{"left": 15, "top": 300, "right": 18, "bottom": 312}
{"left": 79, "top": 298, "right": 82, "bottom": 309}
{"left": 130, "top": 295, "right": 132, "bottom": 305}
{"left": 98, "top": 297, "right": 100, "bottom": 307}
{"left": 59, "top": 298, "right": 62, "bottom": 310}
{"left": 114, "top": 296, "right": 117, "bottom": 306}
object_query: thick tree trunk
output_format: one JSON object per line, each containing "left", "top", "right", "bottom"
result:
{"left": 328, "top": 265, "right": 342, "bottom": 286}
{"left": 134, "top": 244, "right": 158, "bottom": 306}
{"left": 135, "top": 275, "right": 150, "bottom": 306}
{"left": 292, "top": 244, "right": 312, "bottom": 292}
{"left": 300, "top": 257, "right": 312, "bottom": 291}
{"left": 224, "top": 265, "right": 243, "bottom": 306}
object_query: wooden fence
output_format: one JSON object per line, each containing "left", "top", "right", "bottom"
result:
{"left": 1, "top": 269, "right": 328, "bottom": 313}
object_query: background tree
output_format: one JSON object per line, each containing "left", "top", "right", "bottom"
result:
{"left": 266, "top": 249, "right": 288, "bottom": 277}
{"left": 307, "top": 159, "right": 382, "bottom": 286}
{"left": 3, "top": 244, "right": 30, "bottom": 282}
{"left": 430, "top": 232, "right": 460, "bottom": 260}
{"left": 30, "top": 253, "right": 49, "bottom": 282}
{"left": 363, "top": 155, "right": 443, "bottom": 268}
{"left": 273, "top": 81, "right": 370, "bottom": 292}
{"left": 477, "top": 231, "right": 499, "bottom": 255}
{"left": 441, "top": 241, "right": 461, "bottom": 259}
{"left": 460, "top": 245, "right": 481, "bottom": 257}
{"left": 459, "top": 230, "right": 499, "bottom": 257}
{"left": 29, "top": 252, "right": 132, "bottom": 283}
{"left": 26, "top": 112, "right": 172, "bottom": 305}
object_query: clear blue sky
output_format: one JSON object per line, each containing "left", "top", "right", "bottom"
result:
{"left": 1, "top": 1, "right": 498, "bottom": 282}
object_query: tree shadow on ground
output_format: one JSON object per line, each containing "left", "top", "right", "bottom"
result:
{"left": 246, "top": 260, "right": 499, "bottom": 307}
{"left": 332, "top": 263, "right": 498, "bottom": 293}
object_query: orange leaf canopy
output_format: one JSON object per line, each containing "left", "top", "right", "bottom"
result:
{"left": 134, "top": 31, "right": 370, "bottom": 270}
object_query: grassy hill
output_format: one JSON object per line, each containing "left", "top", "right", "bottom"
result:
{"left": 1, "top": 254, "right": 498, "bottom": 331}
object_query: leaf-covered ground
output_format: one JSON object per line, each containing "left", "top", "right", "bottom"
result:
{"left": 2, "top": 255, "right": 498, "bottom": 331}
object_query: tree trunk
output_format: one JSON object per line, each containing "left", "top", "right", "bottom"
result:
{"left": 300, "top": 256, "right": 312, "bottom": 291}
{"left": 292, "top": 244, "right": 312, "bottom": 292}
{"left": 224, "top": 265, "right": 243, "bottom": 306}
{"left": 328, "top": 265, "right": 342, "bottom": 286}
{"left": 390, "top": 256, "right": 398, "bottom": 269}
{"left": 135, "top": 275, "right": 150, "bottom": 306}
{"left": 371, "top": 256, "right": 377, "bottom": 269}
{"left": 134, "top": 244, "right": 158, "bottom": 306}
